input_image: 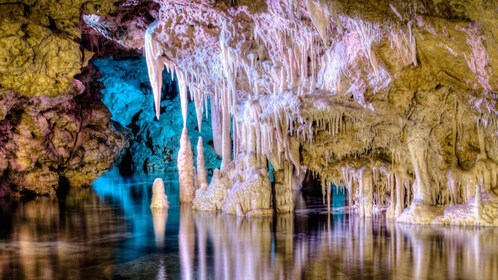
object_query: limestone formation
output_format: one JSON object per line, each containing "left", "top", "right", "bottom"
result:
{"left": 124, "top": 0, "right": 498, "bottom": 224}
{"left": 0, "top": 0, "right": 129, "bottom": 196}
{"left": 4, "top": 0, "right": 498, "bottom": 226}
{"left": 150, "top": 178, "right": 169, "bottom": 209}
{"left": 0, "top": 72, "right": 128, "bottom": 196}
{"left": 178, "top": 128, "right": 196, "bottom": 203}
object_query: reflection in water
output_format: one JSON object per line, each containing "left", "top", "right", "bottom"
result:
{"left": 179, "top": 207, "right": 195, "bottom": 280}
{"left": 92, "top": 169, "right": 181, "bottom": 262}
{"left": 176, "top": 208, "right": 498, "bottom": 280}
{"left": 1, "top": 171, "right": 498, "bottom": 279}
{"left": 151, "top": 208, "right": 168, "bottom": 248}
{"left": 0, "top": 189, "right": 126, "bottom": 279}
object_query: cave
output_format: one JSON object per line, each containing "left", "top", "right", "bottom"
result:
{"left": 1, "top": 0, "right": 498, "bottom": 279}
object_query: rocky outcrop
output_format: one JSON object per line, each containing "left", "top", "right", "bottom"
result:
{"left": 0, "top": 0, "right": 130, "bottom": 197}
{"left": 0, "top": 75, "right": 129, "bottom": 196}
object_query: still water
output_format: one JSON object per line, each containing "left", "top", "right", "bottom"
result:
{"left": 1, "top": 169, "right": 498, "bottom": 280}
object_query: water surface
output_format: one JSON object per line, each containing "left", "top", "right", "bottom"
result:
{"left": 1, "top": 170, "right": 497, "bottom": 279}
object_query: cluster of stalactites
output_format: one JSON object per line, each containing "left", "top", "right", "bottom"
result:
{"left": 312, "top": 163, "right": 413, "bottom": 218}
{"left": 144, "top": 21, "right": 210, "bottom": 131}
{"left": 141, "top": 1, "right": 434, "bottom": 214}
{"left": 317, "top": 116, "right": 498, "bottom": 219}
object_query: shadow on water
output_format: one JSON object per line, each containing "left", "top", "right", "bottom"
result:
{"left": 1, "top": 169, "right": 498, "bottom": 279}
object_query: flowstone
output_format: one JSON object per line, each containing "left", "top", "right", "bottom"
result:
{"left": 194, "top": 153, "right": 273, "bottom": 217}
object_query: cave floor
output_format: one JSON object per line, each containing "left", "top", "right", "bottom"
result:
{"left": 0, "top": 169, "right": 497, "bottom": 280}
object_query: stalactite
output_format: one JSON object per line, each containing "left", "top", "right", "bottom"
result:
{"left": 193, "top": 88, "right": 204, "bottom": 131}
{"left": 408, "top": 21, "right": 418, "bottom": 67}
{"left": 144, "top": 21, "right": 166, "bottom": 120}
{"left": 178, "top": 71, "right": 189, "bottom": 128}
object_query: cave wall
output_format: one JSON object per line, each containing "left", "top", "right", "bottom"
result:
{"left": 94, "top": 56, "right": 220, "bottom": 173}
{"left": 0, "top": 0, "right": 129, "bottom": 196}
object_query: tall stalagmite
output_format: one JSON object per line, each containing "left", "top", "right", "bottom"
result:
{"left": 178, "top": 128, "right": 196, "bottom": 203}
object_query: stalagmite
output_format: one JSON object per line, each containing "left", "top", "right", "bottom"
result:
{"left": 150, "top": 178, "right": 169, "bottom": 248}
{"left": 150, "top": 178, "right": 169, "bottom": 209}
{"left": 178, "top": 128, "right": 196, "bottom": 203}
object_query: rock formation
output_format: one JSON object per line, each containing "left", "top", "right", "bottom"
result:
{"left": 82, "top": 0, "right": 498, "bottom": 223}
{"left": 4, "top": 0, "right": 498, "bottom": 225}
{"left": 178, "top": 128, "right": 196, "bottom": 203}
{"left": 84, "top": 0, "right": 498, "bottom": 225}
{"left": 0, "top": 1, "right": 129, "bottom": 196}
{"left": 150, "top": 178, "right": 169, "bottom": 208}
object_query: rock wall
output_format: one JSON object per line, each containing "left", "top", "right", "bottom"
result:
{"left": 0, "top": 0, "right": 119, "bottom": 97}
{"left": 0, "top": 70, "right": 129, "bottom": 196}
{"left": 0, "top": 0, "right": 129, "bottom": 197}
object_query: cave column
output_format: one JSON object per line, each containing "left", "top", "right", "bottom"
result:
{"left": 407, "top": 134, "right": 432, "bottom": 205}
{"left": 211, "top": 100, "right": 223, "bottom": 156}
{"left": 358, "top": 167, "right": 373, "bottom": 217}
{"left": 273, "top": 164, "right": 294, "bottom": 213}
{"left": 221, "top": 89, "right": 232, "bottom": 170}
{"left": 394, "top": 171, "right": 405, "bottom": 218}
